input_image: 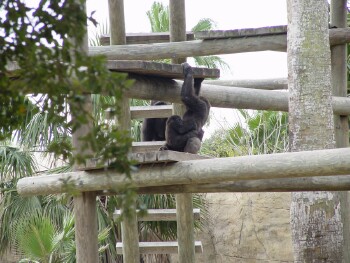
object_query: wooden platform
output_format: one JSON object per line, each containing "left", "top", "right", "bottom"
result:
{"left": 76, "top": 150, "right": 210, "bottom": 170}
{"left": 116, "top": 241, "right": 203, "bottom": 254}
{"left": 107, "top": 60, "right": 220, "bottom": 79}
{"left": 100, "top": 32, "right": 195, "bottom": 46}
{"left": 114, "top": 208, "right": 201, "bottom": 221}
{"left": 194, "top": 25, "right": 287, "bottom": 40}
{"left": 129, "top": 150, "right": 210, "bottom": 164}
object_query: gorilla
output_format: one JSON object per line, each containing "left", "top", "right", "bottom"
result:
{"left": 160, "top": 62, "right": 211, "bottom": 154}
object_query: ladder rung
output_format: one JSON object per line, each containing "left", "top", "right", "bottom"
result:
{"left": 130, "top": 105, "right": 173, "bottom": 119}
{"left": 114, "top": 208, "right": 201, "bottom": 221}
{"left": 132, "top": 141, "right": 165, "bottom": 152}
{"left": 116, "top": 241, "right": 203, "bottom": 254}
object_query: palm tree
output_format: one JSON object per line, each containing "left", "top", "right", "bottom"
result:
{"left": 146, "top": 1, "right": 230, "bottom": 71}
{"left": 201, "top": 109, "right": 289, "bottom": 158}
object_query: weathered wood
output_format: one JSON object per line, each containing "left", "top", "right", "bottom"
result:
{"left": 176, "top": 193, "right": 195, "bottom": 261}
{"left": 330, "top": 0, "right": 350, "bottom": 261}
{"left": 100, "top": 32, "right": 195, "bottom": 46}
{"left": 204, "top": 78, "right": 288, "bottom": 90}
{"left": 124, "top": 75, "right": 350, "bottom": 115}
{"left": 116, "top": 241, "right": 203, "bottom": 254}
{"left": 88, "top": 28, "right": 350, "bottom": 60}
{"left": 130, "top": 105, "right": 172, "bottom": 119}
{"left": 108, "top": 1, "right": 139, "bottom": 262}
{"left": 194, "top": 25, "right": 287, "bottom": 39}
{"left": 107, "top": 60, "right": 220, "bottom": 79}
{"left": 114, "top": 208, "right": 201, "bottom": 221}
{"left": 128, "top": 150, "right": 210, "bottom": 164}
{"left": 71, "top": 2, "right": 99, "bottom": 261}
{"left": 135, "top": 176, "right": 350, "bottom": 193}
{"left": 131, "top": 141, "right": 164, "bottom": 152}
{"left": 17, "top": 148, "right": 350, "bottom": 196}
{"left": 74, "top": 192, "right": 99, "bottom": 263}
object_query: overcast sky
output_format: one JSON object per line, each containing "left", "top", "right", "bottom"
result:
{"left": 87, "top": 0, "right": 289, "bottom": 137}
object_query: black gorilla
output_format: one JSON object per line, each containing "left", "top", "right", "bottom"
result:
{"left": 141, "top": 100, "right": 168, "bottom": 141}
{"left": 160, "top": 62, "right": 211, "bottom": 154}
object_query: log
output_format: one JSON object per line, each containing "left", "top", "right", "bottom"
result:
{"left": 88, "top": 28, "right": 350, "bottom": 60}
{"left": 108, "top": 1, "right": 140, "bottom": 262}
{"left": 204, "top": 78, "right": 288, "bottom": 90}
{"left": 124, "top": 75, "right": 350, "bottom": 115}
{"left": 100, "top": 32, "right": 195, "bottom": 46}
{"left": 17, "top": 148, "right": 350, "bottom": 196}
{"left": 134, "top": 176, "right": 350, "bottom": 193}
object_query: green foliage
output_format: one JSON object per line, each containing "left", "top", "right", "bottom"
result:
{"left": 0, "top": 0, "right": 134, "bottom": 175}
{"left": 13, "top": 212, "right": 112, "bottom": 263}
{"left": 202, "top": 110, "right": 289, "bottom": 159}
{"left": 0, "top": 1, "right": 137, "bottom": 259}
{"left": 200, "top": 129, "right": 235, "bottom": 157}
{"left": 0, "top": 144, "right": 38, "bottom": 180}
{"left": 146, "top": 2, "right": 170, "bottom": 33}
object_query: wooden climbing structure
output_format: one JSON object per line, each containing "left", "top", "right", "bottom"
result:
{"left": 15, "top": 0, "right": 350, "bottom": 262}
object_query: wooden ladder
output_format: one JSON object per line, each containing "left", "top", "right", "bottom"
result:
{"left": 114, "top": 209, "right": 203, "bottom": 255}
{"left": 130, "top": 104, "right": 172, "bottom": 152}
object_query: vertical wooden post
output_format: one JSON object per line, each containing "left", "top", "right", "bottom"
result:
{"left": 169, "top": 0, "right": 196, "bottom": 262}
{"left": 108, "top": 1, "right": 140, "bottom": 262}
{"left": 330, "top": 0, "right": 350, "bottom": 260}
{"left": 72, "top": 2, "right": 99, "bottom": 262}
{"left": 169, "top": 0, "right": 187, "bottom": 65}
{"left": 72, "top": 96, "right": 99, "bottom": 263}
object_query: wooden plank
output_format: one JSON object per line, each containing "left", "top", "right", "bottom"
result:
{"left": 114, "top": 208, "right": 201, "bottom": 221}
{"left": 100, "top": 32, "right": 195, "bottom": 46}
{"left": 16, "top": 147, "right": 350, "bottom": 196}
{"left": 89, "top": 28, "right": 350, "bottom": 61}
{"left": 106, "top": 60, "right": 220, "bottom": 79}
{"left": 130, "top": 105, "right": 172, "bottom": 119}
{"left": 128, "top": 150, "right": 210, "bottom": 164}
{"left": 116, "top": 241, "right": 203, "bottom": 254}
{"left": 132, "top": 141, "right": 164, "bottom": 153}
{"left": 194, "top": 25, "right": 287, "bottom": 40}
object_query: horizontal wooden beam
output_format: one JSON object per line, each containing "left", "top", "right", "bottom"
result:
{"left": 100, "top": 32, "right": 195, "bottom": 45}
{"left": 17, "top": 148, "right": 350, "bottom": 196}
{"left": 204, "top": 78, "right": 288, "bottom": 90}
{"left": 134, "top": 176, "right": 350, "bottom": 193}
{"left": 89, "top": 28, "right": 350, "bottom": 60}
{"left": 125, "top": 74, "right": 350, "bottom": 115}
{"left": 114, "top": 208, "right": 201, "bottom": 221}
{"left": 116, "top": 241, "right": 203, "bottom": 254}
{"left": 130, "top": 105, "right": 172, "bottom": 119}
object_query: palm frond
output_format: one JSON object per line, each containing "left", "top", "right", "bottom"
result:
{"left": 15, "top": 216, "right": 55, "bottom": 262}
{"left": 192, "top": 18, "right": 217, "bottom": 32}
{"left": 0, "top": 145, "right": 38, "bottom": 180}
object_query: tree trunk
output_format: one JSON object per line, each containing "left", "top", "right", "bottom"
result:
{"left": 287, "top": 0, "right": 346, "bottom": 262}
